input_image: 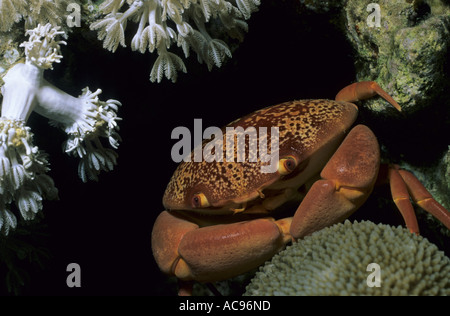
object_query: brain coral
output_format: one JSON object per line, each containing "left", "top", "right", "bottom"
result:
{"left": 244, "top": 220, "right": 450, "bottom": 296}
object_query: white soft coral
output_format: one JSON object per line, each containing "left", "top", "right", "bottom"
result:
{"left": 90, "top": 0, "right": 260, "bottom": 82}
{"left": 0, "top": 0, "right": 75, "bottom": 32}
{"left": 0, "top": 23, "right": 122, "bottom": 235}
{"left": 0, "top": 118, "right": 57, "bottom": 235}
{"left": 40, "top": 87, "right": 122, "bottom": 182}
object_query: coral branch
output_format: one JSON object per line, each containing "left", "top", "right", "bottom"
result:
{"left": 90, "top": 0, "right": 260, "bottom": 82}
{"left": 0, "top": 23, "right": 122, "bottom": 235}
{"left": 0, "top": 0, "right": 76, "bottom": 32}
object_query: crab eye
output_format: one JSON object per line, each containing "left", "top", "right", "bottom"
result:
{"left": 191, "top": 193, "right": 210, "bottom": 208}
{"left": 278, "top": 156, "right": 298, "bottom": 175}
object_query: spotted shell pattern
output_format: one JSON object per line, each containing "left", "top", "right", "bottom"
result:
{"left": 163, "top": 99, "right": 358, "bottom": 210}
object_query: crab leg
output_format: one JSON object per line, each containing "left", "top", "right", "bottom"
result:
{"left": 151, "top": 210, "right": 292, "bottom": 285}
{"left": 290, "top": 124, "right": 380, "bottom": 239}
{"left": 397, "top": 169, "right": 450, "bottom": 231}
{"left": 335, "top": 81, "right": 402, "bottom": 112}
{"left": 386, "top": 166, "right": 420, "bottom": 234}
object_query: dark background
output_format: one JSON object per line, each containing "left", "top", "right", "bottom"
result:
{"left": 2, "top": 0, "right": 447, "bottom": 295}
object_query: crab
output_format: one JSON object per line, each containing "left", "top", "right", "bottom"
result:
{"left": 152, "top": 81, "right": 450, "bottom": 295}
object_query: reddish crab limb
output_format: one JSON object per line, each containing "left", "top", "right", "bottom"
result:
{"left": 387, "top": 167, "right": 420, "bottom": 234}
{"left": 290, "top": 179, "right": 355, "bottom": 239}
{"left": 151, "top": 211, "right": 199, "bottom": 277}
{"left": 291, "top": 125, "right": 380, "bottom": 239}
{"left": 335, "top": 81, "right": 402, "bottom": 112}
{"left": 398, "top": 169, "right": 450, "bottom": 231}
{"left": 152, "top": 210, "right": 291, "bottom": 283}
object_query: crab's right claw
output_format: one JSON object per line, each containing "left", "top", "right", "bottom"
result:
{"left": 335, "top": 81, "right": 402, "bottom": 112}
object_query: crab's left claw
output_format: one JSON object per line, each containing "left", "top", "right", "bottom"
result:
{"left": 152, "top": 210, "right": 292, "bottom": 286}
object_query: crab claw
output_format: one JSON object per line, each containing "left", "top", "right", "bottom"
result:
{"left": 151, "top": 210, "right": 291, "bottom": 285}
{"left": 335, "top": 81, "right": 402, "bottom": 112}
{"left": 290, "top": 124, "right": 380, "bottom": 239}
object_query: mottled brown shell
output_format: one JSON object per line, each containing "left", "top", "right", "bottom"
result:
{"left": 163, "top": 99, "right": 358, "bottom": 211}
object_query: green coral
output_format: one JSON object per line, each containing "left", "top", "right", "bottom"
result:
{"left": 244, "top": 220, "right": 450, "bottom": 296}
{"left": 300, "top": 0, "right": 450, "bottom": 113}
{"left": 346, "top": 0, "right": 450, "bottom": 113}
{"left": 442, "top": 147, "right": 450, "bottom": 194}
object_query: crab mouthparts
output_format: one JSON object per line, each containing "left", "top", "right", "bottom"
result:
{"left": 230, "top": 203, "right": 247, "bottom": 214}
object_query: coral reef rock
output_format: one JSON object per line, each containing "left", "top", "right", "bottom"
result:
{"left": 301, "top": 0, "right": 450, "bottom": 114}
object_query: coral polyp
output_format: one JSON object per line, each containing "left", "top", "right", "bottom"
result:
{"left": 90, "top": 0, "right": 260, "bottom": 82}
{"left": 0, "top": 0, "right": 74, "bottom": 32}
{"left": 0, "top": 118, "right": 57, "bottom": 235}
